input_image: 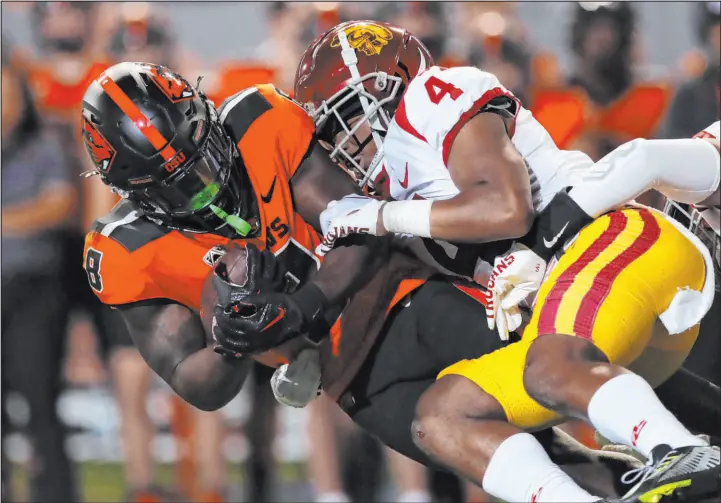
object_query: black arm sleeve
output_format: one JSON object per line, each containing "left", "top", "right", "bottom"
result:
{"left": 290, "top": 141, "right": 388, "bottom": 309}
{"left": 117, "top": 300, "right": 253, "bottom": 411}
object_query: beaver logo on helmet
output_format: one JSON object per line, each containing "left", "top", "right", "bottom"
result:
{"left": 82, "top": 117, "right": 116, "bottom": 173}
{"left": 330, "top": 23, "right": 393, "bottom": 56}
{"left": 146, "top": 64, "right": 195, "bottom": 103}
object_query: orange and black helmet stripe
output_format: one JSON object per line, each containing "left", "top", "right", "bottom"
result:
{"left": 98, "top": 74, "right": 178, "bottom": 161}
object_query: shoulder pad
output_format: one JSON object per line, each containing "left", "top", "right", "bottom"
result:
{"left": 84, "top": 230, "right": 153, "bottom": 306}
{"left": 85, "top": 199, "right": 169, "bottom": 306}
{"left": 218, "top": 86, "right": 274, "bottom": 143}
{"left": 90, "top": 199, "right": 171, "bottom": 253}
{"left": 397, "top": 66, "right": 519, "bottom": 162}
{"left": 219, "top": 85, "right": 314, "bottom": 179}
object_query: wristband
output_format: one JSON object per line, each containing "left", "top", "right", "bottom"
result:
{"left": 521, "top": 190, "right": 593, "bottom": 262}
{"left": 382, "top": 200, "right": 433, "bottom": 238}
{"left": 292, "top": 282, "right": 330, "bottom": 343}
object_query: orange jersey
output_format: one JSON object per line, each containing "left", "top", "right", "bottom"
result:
{"left": 82, "top": 84, "right": 443, "bottom": 387}
{"left": 83, "top": 85, "right": 322, "bottom": 311}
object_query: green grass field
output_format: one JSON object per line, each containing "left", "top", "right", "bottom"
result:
{"left": 8, "top": 461, "right": 307, "bottom": 502}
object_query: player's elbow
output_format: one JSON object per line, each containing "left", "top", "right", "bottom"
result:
{"left": 188, "top": 396, "right": 227, "bottom": 412}
{"left": 507, "top": 197, "right": 535, "bottom": 238}
{"left": 492, "top": 191, "right": 534, "bottom": 239}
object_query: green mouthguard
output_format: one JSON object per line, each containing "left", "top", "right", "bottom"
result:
{"left": 190, "top": 183, "right": 221, "bottom": 211}
{"left": 210, "top": 204, "right": 252, "bottom": 236}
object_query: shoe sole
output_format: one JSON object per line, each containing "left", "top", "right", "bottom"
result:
{"left": 637, "top": 469, "right": 720, "bottom": 503}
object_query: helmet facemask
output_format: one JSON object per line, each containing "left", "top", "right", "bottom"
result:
{"left": 310, "top": 71, "right": 403, "bottom": 192}
{"left": 128, "top": 103, "right": 252, "bottom": 237}
{"left": 664, "top": 199, "right": 721, "bottom": 289}
{"left": 308, "top": 27, "right": 406, "bottom": 193}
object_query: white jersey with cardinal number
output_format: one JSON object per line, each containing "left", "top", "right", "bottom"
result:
{"left": 381, "top": 65, "right": 593, "bottom": 209}
{"left": 380, "top": 65, "right": 593, "bottom": 278}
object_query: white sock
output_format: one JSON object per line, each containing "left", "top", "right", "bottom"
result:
{"left": 315, "top": 491, "right": 350, "bottom": 503}
{"left": 482, "top": 433, "right": 601, "bottom": 502}
{"left": 396, "top": 490, "right": 432, "bottom": 503}
{"left": 587, "top": 373, "right": 707, "bottom": 458}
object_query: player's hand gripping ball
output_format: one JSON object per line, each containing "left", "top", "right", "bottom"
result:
{"left": 199, "top": 244, "right": 306, "bottom": 366}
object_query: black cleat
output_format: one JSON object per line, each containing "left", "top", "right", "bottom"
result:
{"left": 605, "top": 444, "right": 720, "bottom": 502}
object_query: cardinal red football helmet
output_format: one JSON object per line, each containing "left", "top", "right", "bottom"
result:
{"left": 294, "top": 20, "right": 433, "bottom": 190}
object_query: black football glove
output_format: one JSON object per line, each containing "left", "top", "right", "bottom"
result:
{"left": 212, "top": 282, "right": 328, "bottom": 356}
{"left": 213, "top": 243, "right": 286, "bottom": 303}
{"left": 211, "top": 244, "right": 288, "bottom": 358}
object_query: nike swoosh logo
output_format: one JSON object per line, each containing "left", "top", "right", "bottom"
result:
{"left": 485, "top": 101, "right": 512, "bottom": 111}
{"left": 399, "top": 163, "right": 409, "bottom": 189}
{"left": 543, "top": 222, "right": 569, "bottom": 249}
{"left": 262, "top": 307, "right": 286, "bottom": 332}
{"left": 261, "top": 176, "right": 276, "bottom": 204}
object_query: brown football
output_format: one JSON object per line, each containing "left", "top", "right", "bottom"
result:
{"left": 199, "top": 243, "right": 306, "bottom": 368}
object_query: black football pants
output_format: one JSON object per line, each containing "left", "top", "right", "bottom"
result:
{"left": 341, "top": 278, "right": 637, "bottom": 498}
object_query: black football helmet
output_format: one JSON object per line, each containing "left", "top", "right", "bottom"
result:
{"left": 81, "top": 62, "right": 253, "bottom": 236}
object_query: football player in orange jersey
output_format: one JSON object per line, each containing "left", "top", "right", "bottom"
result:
{"left": 80, "top": 62, "right": 652, "bottom": 503}
{"left": 103, "top": 9, "right": 229, "bottom": 500}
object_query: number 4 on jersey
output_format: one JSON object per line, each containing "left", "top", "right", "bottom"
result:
{"left": 424, "top": 76, "right": 463, "bottom": 105}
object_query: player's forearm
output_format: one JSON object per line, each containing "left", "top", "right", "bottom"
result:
{"left": 569, "top": 138, "right": 720, "bottom": 218}
{"left": 170, "top": 348, "right": 252, "bottom": 411}
{"left": 382, "top": 186, "right": 533, "bottom": 243}
{"left": 121, "top": 301, "right": 252, "bottom": 412}
{"left": 309, "top": 235, "right": 388, "bottom": 308}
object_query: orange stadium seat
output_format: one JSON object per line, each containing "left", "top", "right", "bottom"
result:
{"left": 205, "top": 64, "right": 279, "bottom": 105}
{"left": 529, "top": 82, "right": 673, "bottom": 151}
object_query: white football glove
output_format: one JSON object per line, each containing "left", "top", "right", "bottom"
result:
{"left": 270, "top": 348, "right": 322, "bottom": 408}
{"left": 485, "top": 242, "right": 547, "bottom": 341}
{"left": 316, "top": 195, "right": 385, "bottom": 256}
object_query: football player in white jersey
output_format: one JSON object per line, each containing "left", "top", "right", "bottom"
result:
{"left": 294, "top": 20, "right": 720, "bottom": 503}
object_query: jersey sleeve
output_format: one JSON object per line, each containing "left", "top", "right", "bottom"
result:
{"left": 219, "top": 84, "right": 315, "bottom": 179}
{"left": 396, "top": 66, "right": 521, "bottom": 165}
{"left": 83, "top": 231, "right": 163, "bottom": 306}
{"left": 695, "top": 121, "right": 720, "bottom": 139}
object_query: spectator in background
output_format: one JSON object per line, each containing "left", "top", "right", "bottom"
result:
{"left": 568, "top": 2, "right": 636, "bottom": 107}
{"left": 254, "top": 2, "right": 316, "bottom": 91}
{"left": 470, "top": 36, "right": 532, "bottom": 104}
{"left": 382, "top": 2, "right": 448, "bottom": 60}
{"left": 562, "top": 2, "right": 651, "bottom": 162}
{"left": 1, "top": 38, "right": 79, "bottom": 503}
{"left": 107, "top": 3, "right": 177, "bottom": 68}
{"left": 664, "top": 2, "right": 720, "bottom": 139}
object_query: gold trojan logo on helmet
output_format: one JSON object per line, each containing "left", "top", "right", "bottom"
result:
{"left": 330, "top": 23, "right": 393, "bottom": 57}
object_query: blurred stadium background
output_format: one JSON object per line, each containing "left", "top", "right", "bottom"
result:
{"left": 1, "top": 2, "right": 719, "bottom": 502}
